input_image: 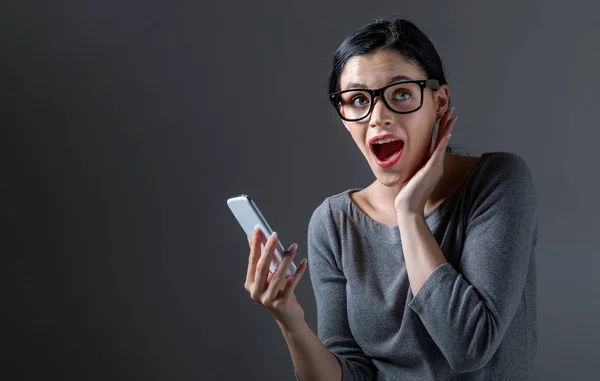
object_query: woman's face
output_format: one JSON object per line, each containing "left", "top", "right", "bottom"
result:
{"left": 338, "top": 49, "right": 449, "bottom": 188}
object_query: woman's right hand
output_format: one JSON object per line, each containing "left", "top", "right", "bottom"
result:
{"left": 244, "top": 226, "right": 308, "bottom": 329}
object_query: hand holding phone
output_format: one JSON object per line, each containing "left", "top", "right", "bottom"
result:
{"left": 227, "top": 194, "right": 309, "bottom": 328}
{"left": 227, "top": 194, "right": 297, "bottom": 277}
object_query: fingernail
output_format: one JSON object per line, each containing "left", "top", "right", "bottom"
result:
{"left": 301, "top": 258, "right": 307, "bottom": 266}
{"left": 253, "top": 225, "right": 260, "bottom": 232}
{"left": 271, "top": 231, "right": 278, "bottom": 239}
{"left": 288, "top": 243, "right": 298, "bottom": 251}
{"left": 448, "top": 133, "right": 452, "bottom": 140}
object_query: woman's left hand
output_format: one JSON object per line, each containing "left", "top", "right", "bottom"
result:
{"left": 394, "top": 107, "right": 457, "bottom": 217}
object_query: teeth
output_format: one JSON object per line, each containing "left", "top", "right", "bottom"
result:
{"left": 373, "top": 137, "right": 400, "bottom": 144}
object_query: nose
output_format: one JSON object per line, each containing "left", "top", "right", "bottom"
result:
{"left": 368, "top": 97, "right": 393, "bottom": 128}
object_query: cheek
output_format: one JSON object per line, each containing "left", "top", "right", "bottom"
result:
{"left": 406, "top": 117, "right": 434, "bottom": 146}
{"left": 404, "top": 118, "right": 436, "bottom": 159}
{"left": 406, "top": 133, "right": 432, "bottom": 163}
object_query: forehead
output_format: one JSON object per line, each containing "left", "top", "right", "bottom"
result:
{"left": 339, "top": 49, "right": 426, "bottom": 89}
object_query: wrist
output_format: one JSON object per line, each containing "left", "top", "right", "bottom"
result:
{"left": 276, "top": 317, "right": 308, "bottom": 335}
{"left": 396, "top": 211, "right": 425, "bottom": 226}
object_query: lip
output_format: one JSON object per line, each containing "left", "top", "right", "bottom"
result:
{"left": 368, "top": 134, "right": 404, "bottom": 146}
{"left": 368, "top": 134, "right": 404, "bottom": 169}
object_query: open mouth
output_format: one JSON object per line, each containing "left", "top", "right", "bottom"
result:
{"left": 371, "top": 138, "right": 404, "bottom": 163}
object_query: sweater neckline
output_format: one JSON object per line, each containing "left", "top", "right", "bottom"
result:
{"left": 342, "top": 153, "right": 491, "bottom": 242}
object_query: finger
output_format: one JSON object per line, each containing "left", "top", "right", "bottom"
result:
{"left": 449, "top": 116, "right": 457, "bottom": 135}
{"left": 264, "top": 243, "right": 298, "bottom": 301}
{"left": 254, "top": 231, "right": 279, "bottom": 294}
{"left": 245, "top": 226, "right": 262, "bottom": 285}
{"left": 443, "top": 116, "right": 457, "bottom": 146}
{"left": 437, "top": 107, "right": 455, "bottom": 142}
{"left": 428, "top": 108, "right": 453, "bottom": 158}
{"left": 281, "top": 258, "right": 308, "bottom": 298}
{"left": 441, "top": 106, "right": 454, "bottom": 127}
{"left": 434, "top": 114, "right": 457, "bottom": 152}
{"left": 434, "top": 106, "right": 454, "bottom": 148}
{"left": 423, "top": 125, "right": 454, "bottom": 173}
{"left": 430, "top": 126, "right": 454, "bottom": 163}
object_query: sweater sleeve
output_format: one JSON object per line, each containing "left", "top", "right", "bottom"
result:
{"left": 408, "top": 153, "right": 538, "bottom": 372}
{"left": 296, "top": 199, "right": 376, "bottom": 381}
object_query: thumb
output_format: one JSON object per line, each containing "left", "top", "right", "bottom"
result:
{"left": 282, "top": 258, "right": 308, "bottom": 297}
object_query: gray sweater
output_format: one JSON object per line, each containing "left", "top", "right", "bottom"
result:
{"left": 301, "top": 152, "right": 538, "bottom": 381}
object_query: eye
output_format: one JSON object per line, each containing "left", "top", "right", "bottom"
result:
{"left": 392, "top": 89, "right": 411, "bottom": 101}
{"left": 351, "top": 95, "right": 370, "bottom": 107}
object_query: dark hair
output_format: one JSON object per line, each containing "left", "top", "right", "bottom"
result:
{"left": 327, "top": 18, "right": 448, "bottom": 95}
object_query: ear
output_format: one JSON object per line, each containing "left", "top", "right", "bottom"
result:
{"left": 434, "top": 84, "right": 450, "bottom": 120}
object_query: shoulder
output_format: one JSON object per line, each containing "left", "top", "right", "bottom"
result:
{"left": 472, "top": 151, "right": 533, "bottom": 180}
{"left": 307, "top": 188, "right": 356, "bottom": 229}
{"left": 464, "top": 152, "right": 537, "bottom": 219}
{"left": 306, "top": 188, "right": 361, "bottom": 252}
{"left": 306, "top": 190, "right": 358, "bottom": 267}
{"left": 468, "top": 152, "right": 536, "bottom": 195}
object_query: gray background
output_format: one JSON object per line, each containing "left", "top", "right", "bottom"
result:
{"left": 2, "top": 0, "right": 599, "bottom": 380}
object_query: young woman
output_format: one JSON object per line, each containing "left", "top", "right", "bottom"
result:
{"left": 244, "top": 18, "right": 538, "bottom": 381}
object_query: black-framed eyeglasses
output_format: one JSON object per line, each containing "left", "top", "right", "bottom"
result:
{"left": 329, "top": 79, "right": 440, "bottom": 122}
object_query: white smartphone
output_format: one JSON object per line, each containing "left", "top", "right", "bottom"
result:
{"left": 226, "top": 194, "right": 297, "bottom": 278}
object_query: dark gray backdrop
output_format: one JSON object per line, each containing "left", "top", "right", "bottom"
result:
{"left": 3, "top": 1, "right": 599, "bottom": 380}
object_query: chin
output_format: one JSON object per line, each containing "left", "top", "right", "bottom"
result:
{"left": 370, "top": 163, "right": 408, "bottom": 187}
{"left": 376, "top": 173, "right": 407, "bottom": 188}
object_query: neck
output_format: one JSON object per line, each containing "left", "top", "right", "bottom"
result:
{"left": 368, "top": 152, "right": 454, "bottom": 214}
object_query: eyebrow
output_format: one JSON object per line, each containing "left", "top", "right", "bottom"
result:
{"left": 344, "top": 75, "right": 415, "bottom": 90}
